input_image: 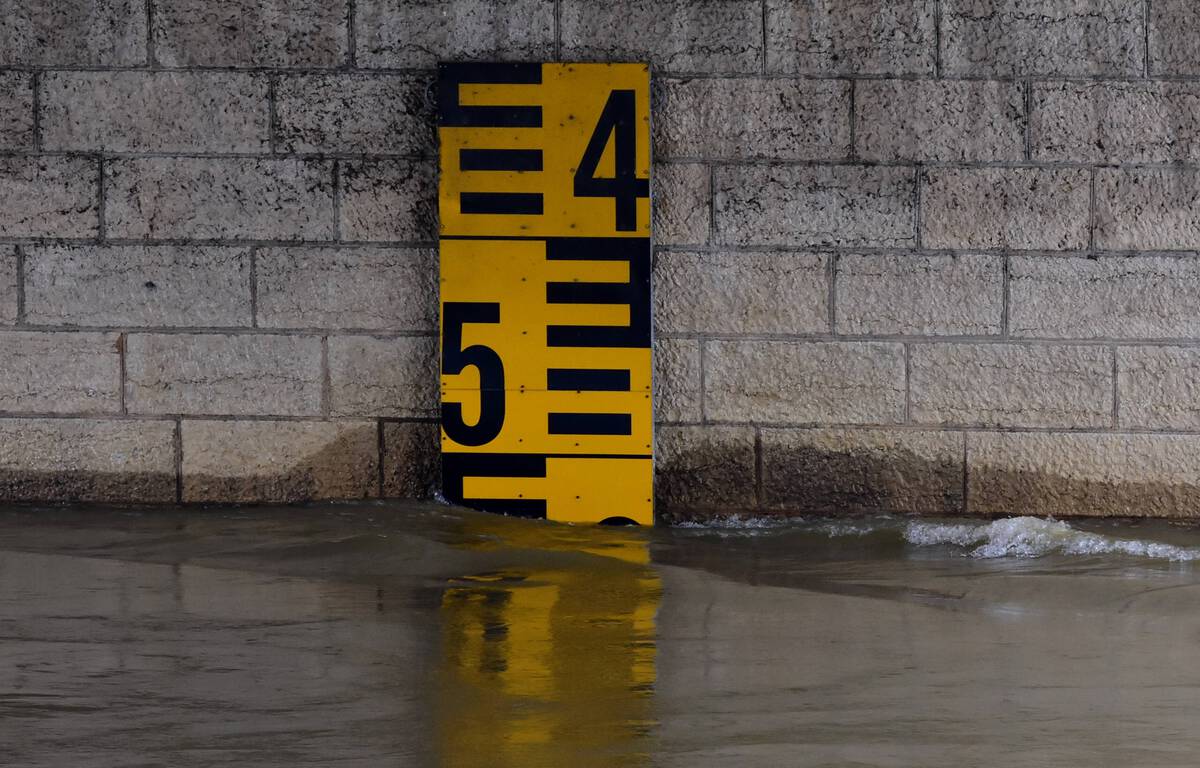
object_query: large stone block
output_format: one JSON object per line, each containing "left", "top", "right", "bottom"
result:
{"left": 25, "top": 246, "right": 251, "bottom": 328}
{"left": 0, "top": 0, "right": 146, "bottom": 66}
{"left": 1095, "top": 169, "right": 1200, "bottom": 251}
{"left": 1009, "top": 256, "right": 1200, "bottom": 339}
{"left": 562, "top": 0, "right": 763, "bottom": 73}
{"left": 106, "top": 158, "right": 335, "bottom": 241}
{"left": 382, "top": 421, "right": 439, "bottom": 499}
{"left": 941, "top": 0, "right": 1145, "bottom": 77}
{"left": 855, "top": 79, "right": 1025, "bottom": 162}
{"left": 705, "top": 340, "right": 906, "bottom": 424}
{"left": 153, "top": 0, "right": 347, "bottom": 67}
{"left": 922, "top": 168, "right": 1090, "bottom": 251}
{"left": 714, "top": 165, "right": 916, "bottom": 248}
{"left": 910, "top": 343, "right": 1113, "bottom": 428}
{"left": 654, "top": 250, "right": 828, "bottom": 335}
{"left": 41, "top": 72, "right": 269, "bottom": 153}
{"left": 0, "top": 332, "right": 121, "bottom": 414}
{"left": 835, "top": 253, "right": 1003, "bottom": 336}
{"left": 765, "top": 0, "right": 936, "bottom": 75}
{"left": 1118, "top": 347, "right": 1200, "bottom": 430}
{"left": 0, "top": 419, "right": 175, "bottom": 503}
{"left": 182, "top": 420, "right": 378, "bottom": 503}
{"left": 655, "top": 425, "right": 757, "bottom": 513}
{"left": 275, "top": 74, "right": 434, "bottom": 156}
{"left": 656, "top": 78, "right": 849, "bottom": 161}
{"left": 0, "top": 73, "right": 32, "bottom": 150}
{"left": 654, "top": 337, "right": 701, "bottom": 424}
{"left": 0, "top": 247, "right": 15, "bottom": 326}
{"left": 327, "top": 335, "right": 437, "bottom": 418}
{"left": 968, "top": 431, "right": 1200, "bottom": 517}
{"left": 653, "top": 163, "right": 709, "bottom": 246}
{"left": 762, "top": 428, "right": 964, "bottom": 514}
{"left": 0, "top": 157, "right": 98, "bottom": 239}
{"left": 339, "top": 160, "right": 437, "bottom": 243}
{"left": 1149, "top": 0, "right": 1200, "bottom": 76}
{"left": 356, "top": 0, "right": 553, "bottom": 68}
{"left": 257, "top": 247, "right": 436, "bottom": 331}
{"left": 125, "top": 333, "right": 323, "bottom": 417}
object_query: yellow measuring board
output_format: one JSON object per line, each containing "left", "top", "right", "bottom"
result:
{"left": 438, "top": 62, "right": 653, "bottom": 525}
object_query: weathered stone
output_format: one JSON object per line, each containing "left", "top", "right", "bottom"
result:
{"left": 1118, "top": 347, "right": 1200, "bottom": 430}
{"left": 382, "top": 421, "right": 439, "bottom": 499}
{"left": 257, "top": 247, "right": 436, "bottom": 331}
{"left": 941, "top": 0, "right": 1145, "bottom": 77}
{"left": 0, "top": 332, "right": 121, "bottom": 414}
{"left": 656, "top": 78, "right": 849, "bottom": 161}
{"left": 0, "top": 72, "right": 32, "bottom": 150}
{"left": 182, "top": 420, "right": 378, "bottom": 503}
{"left": 154, "top": 0, "right": 348, "bottom": 67}
{"left": 563, "top": 0, "right": 762, "bottom": 73}
{"left": 0, "top": 157, "right": 98, "bottom": 239}
{"left": 714, "top": 165, "right": 916, "bottom": 248}
{"left": 654, "top": 337, "right": 701, "bottom": 424}
{"left": 0, "top": 0, "right": 146, "bottom": 66}
{"left": 0, "top": 247, "right": 15, "bottom": 326}
{"left": 340, "top": 160, "right": 437, "bottom": 243}
{"left": 922, "top": 168, "right": 1090, "bottom": 251}
{"left": 968, "top": 431, "right": 1200, "bottom": 517}
{"left": 356, "top": 0, "right": 553, "bottom": 68}
{"left": 1009, "top": 256, "right": 1200, "bottom": 339}
{"left": 276, "top": 74, "right": 435, "bottom": 156}
{"left": 0, "top": 419, "right": 175, "bottom": 503}
{"left": 41, "top": 72, "right": 269, "bottom": 153}
{"left": 125, "top": 333, "right": 323, "bottom": 417}
{"left": 855, "top": 79, "right": 1025, "bottom": 162}
{"left": 1149, "top": 0, "right": 1200, "bottom": 76}
{"left": 910, "top": 343, "right": 1113, "bottom": 428}
{"left": 1095, "top": 169, "right": 1200, "bottom": 251}
{"left": 655, "top": 425, "right": 757, "bottom": 511}
{"left": 25, "top": 246, "right": 251, "bottom": 328}
{"left": 765, "top": 0, "right": 936, "bottom": 75}
{"left": 654, "top": 250, "right": 828, "bottom": 335}
{"left": 836, "top": 253, "right": 1003, "bottom": 336}
{"left": 762, "top": 428, "right": 964, "bottom": 514}
{"left": 653, "top": 164, "right": 709, "bottom": 246}
{"left": 327, "top": 335, "right": 438, "bottom": 418}
{"left": 705, "top": 340, "right": 906, "bottom": 424}
{"left": 106, "top": 158, "right": 335, "bottom": 241}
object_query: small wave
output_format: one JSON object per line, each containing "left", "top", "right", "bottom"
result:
{"left": 672, "top": 515, "right": 791, "bottom": 530}
{"left": 905, "top": 517, "right": 1200, "bottom": 561}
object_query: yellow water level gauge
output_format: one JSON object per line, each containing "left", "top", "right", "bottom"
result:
{"left": 438, "top": 62, "right": 653, "bottom": 525}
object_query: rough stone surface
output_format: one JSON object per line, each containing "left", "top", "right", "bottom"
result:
{"left": 0, "top": 332, "right": 121, "bottom": 414}
{"left": 655, "top": 425, "right": 757, "bottom": 512}
{"left": 276, "top": 75, "right": 435, "bottom": 156}
{"left": 653, "top": 164, "right": 709, "bottom": 246}
{"left": 0, "top": 157, "right": 99, "bottom": 239}
{"left": 25, "top": 246, "right": 251, "bottom": 328}
{"left": 1095, "top": 169, "right": 1200, "bottom": 251}
{"left": 106, "top": 158, "right": 335, "bottom": 241}
{"left": 257, "top": 247, "right": 436, "bottom": 331}
{"left": 327, "top": 336, "right": 438, "bottom": 418}
{"left": 656, "top": 78, "right": 849, "bottom": 161}
{"left": 0, "top": 419, "right": 175, "bottom": 503}
{"left": 653, "top": 338, "right": 701, "bottom": 424}
{"left": 125, "top": 333, "right": 323, "bottom": 417}
{"left": 42, "top": 72, "right": 269, "bottom": 154}
{"left": 356, "top": 0, "right": 553, "bottom": 68}
{"left": 765, "top": 0, "right": 936, "bottom": 75}
{"left": 562, "top": 0, "right": 762, "bottom": 73}
{"left": 654, "top": 250, "right": 828, "bottom": 335}
{"left": 836, "top": 253, "right": 1003, "bottom": 337}
{"left": 182, "top": 420, "right": 378, "bottom": 503}
{"left": 0, "top": 0, "right": 147, "bottom": 66}
{"left": 0, "top": 247, "right": 15, "bottom": 326}
{"left": 382, "top": 421, "right": 439, "bottom": 499}
{"left": 855, "top": 79, "right": 1025, "bottom": 163}
{"left": 910, "top": 343, "right": 1114, "bottom": 429}
{"left": 154, "top": 0, "right": 348, "bottom": 68}
{"left": 1009, "top": 256, "right": 1200, "bottom": 340}
{"left": 705, "top": 340, "right": 906, "bottom": 424}
{"left": 762, "top": 428, "right": 964, "bottom": 514}
{"left": 1149, "top": 0, "right": 1200, "bottom": 76}
{"left": 714, "top": 165, "right": 916, "bottom": 248}
{"left": 968, "top": 432, "right": 1200, "bottom": 517}
{"left": 1119, "top": 347, "right": 1200, "bottom": 430}
{"left": 922, "top": 168, "right": 1090, "bottom": 251}
{"left": 0, "top": 72, "right": 33, "bottom": 150}
{"left": 340, "top": 160, "right": 437, "bottom": 243}
{"left": 941, "top": 0, "right": 1145, "bottom": 77}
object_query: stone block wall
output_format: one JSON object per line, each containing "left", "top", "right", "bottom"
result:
{"left": 3, "top": 0, "right": 1200, "bottom": 518}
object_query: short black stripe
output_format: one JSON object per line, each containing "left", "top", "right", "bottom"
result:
{"left": 547, "top": 368, "right": 631, "bottom": 392}
{"left": 546, "top": 281, "right": 628, "bottom": 304}
{"left": 548, "top": 412, "right": 632, "bottom": 436}
{"left": 460, "top": 149, "right": 543, "bottom": 172}
{"left": 460, "top": 192, "right": 543, "bottom": 215}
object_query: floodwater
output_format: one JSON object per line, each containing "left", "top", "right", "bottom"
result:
{"left": 5, "top": 505, "right": 1200, "bottom": 766}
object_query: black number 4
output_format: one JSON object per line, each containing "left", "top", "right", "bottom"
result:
{"left": 573, "top": 89, "right": 650, "bottom": 232}
{"left": 442, "top": 302, "right": 505, "bottom": 447}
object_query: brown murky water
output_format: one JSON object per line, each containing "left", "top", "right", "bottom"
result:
{"left": 4, "top": 503, "right": 1200, "bottom": 766}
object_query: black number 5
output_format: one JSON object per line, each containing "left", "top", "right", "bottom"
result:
{"left": 574, "top": 89, "right": 650, "bottom": 231}
{"left": 442, "top": 302, "right": 505, "bottom": 446}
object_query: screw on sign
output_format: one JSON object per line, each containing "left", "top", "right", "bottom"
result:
{"left": 437, "top": 62, "right": 654, "bottom": 525}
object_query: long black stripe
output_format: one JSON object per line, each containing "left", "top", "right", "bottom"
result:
{"left": 547, "top": 368, "right": 631, "bottom": 392}
{"left": 548, "top": 413, "right": 632, "bottom": 436}
{"left": 460, "top": 192, "right": 543, "bottom": 215}
{"left": 460, "top": 148, "right": 543, "bottom": 171}
{"left": 546, "top": 281, "right": 628, "bottom": 304}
